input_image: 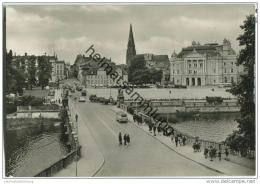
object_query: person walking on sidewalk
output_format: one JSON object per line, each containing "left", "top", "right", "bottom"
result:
{"left": 153, "top": 124, "right": 156, "bottom": 136}
{"left": 209, "top": 146, "right": 214, "bottom": 161}
{"left": 218, "top": 150, "right": 222, "bottom": 161}
{"left": 171, "top": 132, "right": 174, "bottom": 142}
{"left": 204, "top": 147, "right": 209, "bottom": 159}
{"left": 75, "top": 114, "right": 78, "bottom": 122}
{"left": 182, "top": 136, "right": 187, "bottom": 146}
{"left": 175, "top": 135, "right": 178, "bottom": 147}
{"left": 225, "top": 148, "right": 229, "bottom": 161}
{"left": 118, "top": 132, "right": 122, "bottom": 145}
{"left": 123, "top": 134, "right": 127, "bottom": 146}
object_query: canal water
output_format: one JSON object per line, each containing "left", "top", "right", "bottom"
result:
{"left": 6, "top": 131, "right": 67, "bottom": 177}
{"left": 168, "top": 112, "right": 239, "bottom": 143}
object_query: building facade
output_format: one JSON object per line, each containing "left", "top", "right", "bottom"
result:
{"left": 50, "top": 58, "right": 66, "bottom": 83}
{"left": 170, "top": 39, "right": 242, "bottom": 86}
{"left": 76, "top": 56, "right": 128, "bottom": 87}
{"left": 81, "top": 67, "right": 128, "bottom": 87}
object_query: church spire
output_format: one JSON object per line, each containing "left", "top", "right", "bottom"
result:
{"left": 126, "top": 24, "right": 136, "bottom": 66}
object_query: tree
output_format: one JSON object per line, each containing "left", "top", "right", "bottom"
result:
{"left": 226, "top": 15, "right": 255, "bottom": 151}
{"left": 128, "top": 59, "right": 163, "bottom": 85}
{"left": 27, "top": 56, "right": 37, "bottom": 90}
{"left": 37, "top": 56, "right": 52, "bottom": 90}
{"left": 5, "top": 50, "right": 26, "bottom": 94}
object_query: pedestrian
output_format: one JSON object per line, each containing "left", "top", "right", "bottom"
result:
{"left": 149, "top": 122, "right": 152, "bottom": 133}
{"left": 182, "top": 136, "right": 187, "bottom": 146}
{"left": 123, "top": 134, "right": 127, "bottom": 146}
{"left": 153, "top": 124, "right": 156, "bottom": 136}
{"left": 218, "top": 150, "right": 222, "bottom": 161}
{"left": 204, "top": 147, "right": 209, "bottom": 159}
{"left": 175, "top": 135, "right": 178, "bottom": 147}
{"left": 127, "top": 134, "right": 130, "bottom": 145}
{"left": 178, "top": 134, "right": 182, "bottom": 146}
{"left": 225, "top": 148, "right": 229, "bottom": 161}
{"left": 75, "top": 114, "right": 78, "bottom": 122}
{"left": 133, "top": 114, "right": 136, "bottom": 123}
{"left": 118, "top": 132, "right": 122, "bottom": 145}
{"left": 171, "top": 132, "right": 174, "bottom": 142}
{"left": 209, "top": 146, "right": 214, "bottom": 161}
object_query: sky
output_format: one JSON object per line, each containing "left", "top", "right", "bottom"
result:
{"left": 6, "top": 4, "right": 255, "bottom": 65}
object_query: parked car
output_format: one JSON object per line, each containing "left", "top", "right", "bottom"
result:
{"left": 81, "top": 89, "right": 87, "bottom": 96}
{"left": 89, "top": 94, "right": 97, "bottom": 102}
{"left": 116, "top": 111, "right": 128, "bottom": 123}
{"left": 78, "top": 97, "right": 86, "bottom": 102}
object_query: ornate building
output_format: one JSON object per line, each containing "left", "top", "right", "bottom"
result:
{"left": 169, "top": 39, "right": 242, "bottom": 86}
{"left": 126, "top": 24, "right": 136, "bottom": 67}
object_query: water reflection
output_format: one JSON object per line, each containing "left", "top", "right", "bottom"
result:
{"left": 6, "top": 132, "right": 67, "bottom": 177}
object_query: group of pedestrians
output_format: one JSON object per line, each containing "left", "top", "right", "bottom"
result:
{"left": 118, "top": 132, "right": 130, "bottom": 146}
{"left": 171, "top": 133, "right": 187, "bottom": 147}
{"left": 204, "top": 146, "right": 229, "bottom": 161}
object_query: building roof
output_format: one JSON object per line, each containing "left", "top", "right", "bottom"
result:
{"left": 176, "top": 40, "right": 236, "bottom": 59}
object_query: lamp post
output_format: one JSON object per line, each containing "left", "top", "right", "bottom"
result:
{"left": 194, "top": 113, "right": 200, "bottom": 139}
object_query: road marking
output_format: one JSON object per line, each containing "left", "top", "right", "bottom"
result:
{"left": 93, "top": 112, "right": 117, "bottom": 139}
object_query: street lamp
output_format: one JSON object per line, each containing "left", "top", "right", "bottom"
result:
{"left": 194, "top": 113, "right": 200, "bottom": 139}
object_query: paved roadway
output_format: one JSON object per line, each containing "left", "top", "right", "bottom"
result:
{"left": 71, "top": 94, "right": 222, "bottom": 177}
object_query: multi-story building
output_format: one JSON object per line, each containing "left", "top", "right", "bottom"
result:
{"left": 77, "top": 56, "right": 128, "bottom": 87}
{"left": 169, "top": 39, "right": 242, "bottom": 86}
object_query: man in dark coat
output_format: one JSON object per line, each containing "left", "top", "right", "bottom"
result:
{"left": 75, "top": 114, "right": 78, "bottom": 122}
{"left": 175, "top": 135, "right": 178, "bottom": 147}
{"left": 118, "top": 132, "right": 122, "bottom": 145}
{"left": 126, "top": 134, "right": 130, "bottom": 145}
{"left": 153, "top": 124, "right": 156, "bottom": 136}
{"left": 123, "top": 134, "right": 127, "bottom": 146}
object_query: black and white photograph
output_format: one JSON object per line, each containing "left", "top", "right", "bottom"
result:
{"left": 1, "top": 1, "right": 258, "bottom": 183}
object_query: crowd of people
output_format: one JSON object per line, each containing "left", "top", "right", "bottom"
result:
{"left": 204, "top": 146, "right": 230, "bottom": 161}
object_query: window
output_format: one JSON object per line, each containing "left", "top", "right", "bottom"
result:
{"left": 177, "top": 70, "right": 179, "bottom": 74}
{"left": 194, "top": 63, "right": 197, "bottom": 68}
{"left": 231, "top": 77, "right": 234, "bottom": 83}
{"left": 231, "top": 62, "right": 234, "bottom": 65}
{"left": 200, "top": 63, "right": 203, "bottom": 68}
{"left": 224, "top": 77, "right": 227, "bottom": 83}
{"left": 224, "top": 62, "right": 226, "bottom": 66}
{"left": 189, "top": 64, "right": 191, "bottom": 68}
{"left": 224, "top": 69, "right": 226, "bottom": 73}
{"left": 231, "top": 69, "right": 233, "bottom": 73}
{"left": 213, "top": 69, "right": 216, "bottom": 73}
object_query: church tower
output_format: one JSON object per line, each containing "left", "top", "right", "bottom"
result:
{"left": 126, "top": 24, "right": 136, "bottom": 67}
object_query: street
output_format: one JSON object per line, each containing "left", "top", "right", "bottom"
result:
{"left": 71, "top": 93, "right": 222, "bottom": 176}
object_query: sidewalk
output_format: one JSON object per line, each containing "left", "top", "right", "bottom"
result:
{"left": 54, "top": 99, "right": 104, "bottom": 177}
{"left": 111, "top": 106, "right": 255, "bottom": 176}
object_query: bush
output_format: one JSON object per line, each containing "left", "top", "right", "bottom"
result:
{"left": 206, "top": 96, "right": 223, "bottom": 104}
{"left": 6, "top": 104, "right": 17, "bottom": 114}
